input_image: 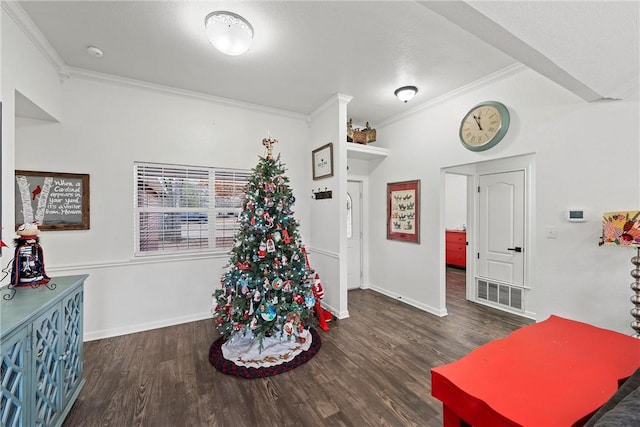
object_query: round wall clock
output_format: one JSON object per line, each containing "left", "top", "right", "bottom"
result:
{"left": 459, "top": 101, "right": 510, "bottom": 151}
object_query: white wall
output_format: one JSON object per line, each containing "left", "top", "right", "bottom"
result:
{"left": 445, "top": 173, "right": 467, "bottom": 230}
{"left": 1, "top": 9, "right": 64, "bottom": 250}
{"left": 307, "top": 95, "right": 350, "bottom": 318}
{"left": 370, "top": 66, "right": 639, "bottom": 334}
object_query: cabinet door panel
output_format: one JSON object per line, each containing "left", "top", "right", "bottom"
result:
{"left": 62, "top": 289, "right": 83, "bottom": 403}
{"left": 1, "top": 328, "right": 29, "bottom": 427}
{"left": 33, "top": 305, "right": 62, "bottom": 427}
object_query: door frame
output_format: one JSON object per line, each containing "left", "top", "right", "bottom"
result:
{"left": 347, "top": 175, "right": 370, "bottom": 290}
{"left": 347, "top": 179, "right": 364, "bottom": 290}
{"left": 442, "top": 154, "right": 536, "bottom": 319}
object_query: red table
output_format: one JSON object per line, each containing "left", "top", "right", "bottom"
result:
{"left": 431, "top": 315, "right": 640, "bottom": 427}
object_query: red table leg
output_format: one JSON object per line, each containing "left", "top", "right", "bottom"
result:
{"left": 443, "top": 404, "right": 470, "bottom": 427}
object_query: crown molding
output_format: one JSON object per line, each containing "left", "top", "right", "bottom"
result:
{"left": 69, "top": 67, "right": 309, "bottom": 122}
{"left": 2, "top": 1, "right": 70, "bottom": 80}
{"left": 378, "top": 63, "right": 527, "bottom": 128}
{"left": 309, "top": 93, "right": 353, "bottom": 121}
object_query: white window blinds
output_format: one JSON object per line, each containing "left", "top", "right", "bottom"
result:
{"left": 134, "top": 163, "right": 249, "bottom": 255}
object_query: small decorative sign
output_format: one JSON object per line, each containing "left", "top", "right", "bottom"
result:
{"left": 312, "top": 143, "right": 333, "bottom": 180}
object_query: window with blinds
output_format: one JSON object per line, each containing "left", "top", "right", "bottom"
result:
{"left": 134, "top": 162, "right": 250, "bottom": 255}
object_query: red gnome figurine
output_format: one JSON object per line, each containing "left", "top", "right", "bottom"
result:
{"left": 312, "top": 273, "right": 333, "bottom": 331}
{"left": 301, "top": 245, "right": 333, "bottom": 331}
{"left": 10, "top": 222, "right": 50, "bottom": 287}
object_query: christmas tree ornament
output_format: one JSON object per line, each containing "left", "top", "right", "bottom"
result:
{"left": 260, "top": 304, "right": 276, "bottom": 321}
{"left": 282, "top": 229, "right": 291, "bottom": 243}
{"left": 236, "top": 260, "right": 251, "bottom": 270}
{"left": 283, "top": 320, "right": 295, "bottom": 335}
{"left": 272, "top": 277, "right": 283, "bottom": 290}
{"left": 304, "top": 295, "right": 316, "bottom": 308}
{"left": 266, "top": 238, "right": 275, "bottom": 253}
{"left": 272, "top": 231, "right": 281, "bottom": 242}
{"left": 264, "top": 213, "right": 274, "bottom": 228}
{"left": 258, "top": 241, "right": 267, "bottom": 258}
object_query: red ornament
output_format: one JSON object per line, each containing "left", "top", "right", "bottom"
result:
{"left": 236, "top": 260, "right": 251, "bottom": 270}
{"left": 282, "top": 229, "right": 290, "bottom": 243}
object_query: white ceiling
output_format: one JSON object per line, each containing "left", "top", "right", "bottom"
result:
{"left": 12, "top": 1, "right": 640, "bottom": 125}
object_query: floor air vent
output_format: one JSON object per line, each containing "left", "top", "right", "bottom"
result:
{"left": 477, "top": 279, "right": 523, "bottom": 310}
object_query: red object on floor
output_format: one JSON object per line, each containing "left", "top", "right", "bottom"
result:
{"left": 431, "top": 315, "right": 640, "bottom": 427}
{"left": 315, "top": 301, "right": 331, "bottom": 331}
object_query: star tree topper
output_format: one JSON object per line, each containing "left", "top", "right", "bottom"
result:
{"left": 262, "top": 136, "right": 277, "bottom": 159}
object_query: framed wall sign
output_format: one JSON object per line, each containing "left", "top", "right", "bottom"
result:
{"left": 387, "top": 179, "right": 420, "bottom": 243}
{"left": 15, "top": 170, "right": 90, "bottom": 230}
{"left": 312, "top": 142, "right": 334, "bottom": 180}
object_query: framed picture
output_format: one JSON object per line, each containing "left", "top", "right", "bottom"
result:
{"left": 387, "top": 180, "right": 420, "bottom": 243}
{"left": 15, "top": 170, "right": 90, "bottom": 231}
{"left": 312, "top": 142, "right": 334, "bottom": 180}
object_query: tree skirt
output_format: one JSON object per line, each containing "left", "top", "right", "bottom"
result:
{"left": 209, "top": 328, "right": 321, "bottom": 378}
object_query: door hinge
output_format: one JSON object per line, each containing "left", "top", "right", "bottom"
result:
{"left": 477, "top": 186, "right": 480, "bottom": 193}
{"left": 477, "top": 252, "right": 480, "bottom": 259}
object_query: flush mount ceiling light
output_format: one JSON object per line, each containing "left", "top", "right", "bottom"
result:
{"left": 87, "top": 46, "right": 104, "bottom": 58}
{"left": 394, "top": 86, "right": 418, "bottom": 103}
{"left": 205, "top": 11, "right": 254, "bottom": 56}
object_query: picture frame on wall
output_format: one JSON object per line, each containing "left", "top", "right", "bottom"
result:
{"left": 312, "top": 142, "right": 334, "bottom": 180}
{"left": 387, "top": 179, "right": 420, "bottom": 243}
{"left": 14, "top": 170, "right": 90, "bottom": 231}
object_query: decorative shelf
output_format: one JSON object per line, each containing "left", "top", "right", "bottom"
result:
{"left": 346, "top": 143, "right": 390, "bottom": 161}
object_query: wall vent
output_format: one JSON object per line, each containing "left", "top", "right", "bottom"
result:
{"left": 477, "top": 279, "right": 523, "bottom": 311}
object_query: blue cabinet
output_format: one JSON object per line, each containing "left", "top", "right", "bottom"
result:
{"left": 1, "top": 275, "right": 87, "bottom": 427}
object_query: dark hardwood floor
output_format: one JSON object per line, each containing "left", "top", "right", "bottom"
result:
{"left": 64, "top": 268, "right": 532, "bottom": 427}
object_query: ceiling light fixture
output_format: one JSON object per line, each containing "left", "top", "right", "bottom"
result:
{"left": 205, "top": 11, "right": 254, "bottom": 56}
{"left": 394, "top": 86, "right": 418, "bottom": 103}
{"left": 87, "top": 46, "right": 104, "bottom": 58}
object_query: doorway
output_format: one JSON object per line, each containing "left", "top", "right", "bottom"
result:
{"left": 347, "top": 180, "right": 363, "bottom": 290}
{"left": 445, "top": 173, "right": 470, "bottom": 307}
{"left": 443, "top": 154, "right": 535, "bottom": 320}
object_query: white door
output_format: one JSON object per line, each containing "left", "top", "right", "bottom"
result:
{"left": 478, "top": 171, "right": 525, "bottom": 287}
{"left": 347, "top": 181, "right": 362, "bottom": 290}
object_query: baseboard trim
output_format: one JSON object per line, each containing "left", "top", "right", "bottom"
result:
{"left": 84, "top": 311, "right": 213, "bottom": 341}
{"left": 368, "top": 285, "right": 448, "bottom": 317}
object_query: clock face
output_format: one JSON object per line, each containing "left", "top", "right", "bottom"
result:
{"left": 459, "top": 101, "right": 510, "bottom": 151}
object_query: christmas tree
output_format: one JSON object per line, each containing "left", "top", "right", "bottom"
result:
{"left": 213, "top": 138, "right": 316, "bottom": 347}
